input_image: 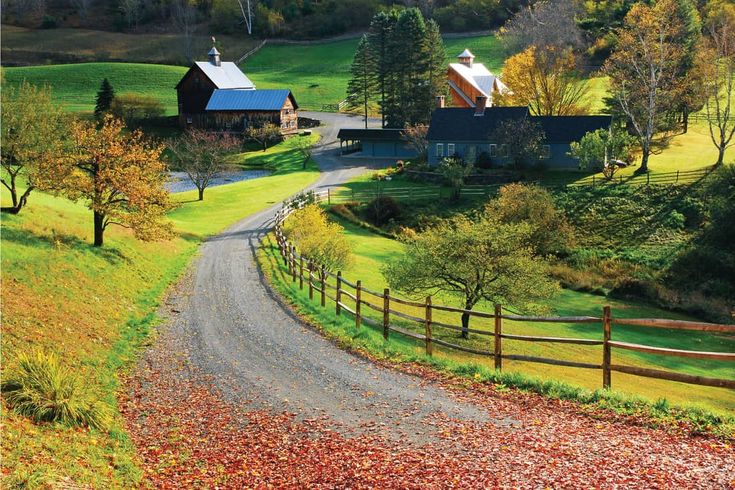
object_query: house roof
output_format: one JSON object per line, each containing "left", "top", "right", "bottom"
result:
{"left": 192, "top": 61, "right": 255, "bottom": 89}
{"left": 205, "top": 89, "right": 297, "bottom": 111}
{"left": 448, "top": 62, "right": 508, "bottom": 100}
{"left": 458, "top": 49, "right": 475, "bottom": 59}
{"left": 427, "top": 107, "right": 530, "bottom": 141}
{"left": 337, "top": 128, "right": 406, "bottom": 142}
{"left": 533, "top": 116, "right": 612, "bottom": 143}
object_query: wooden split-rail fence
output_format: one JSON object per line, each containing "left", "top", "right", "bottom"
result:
{"left": 272, "top": 204, "right": 735, "bottom": 392}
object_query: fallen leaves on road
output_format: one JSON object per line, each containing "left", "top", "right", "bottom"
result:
{"left": 122, "top": 332, "right": 735, "bottom": 489}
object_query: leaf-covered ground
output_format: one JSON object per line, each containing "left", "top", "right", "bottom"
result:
{"left": 123, "top": 318, "right": 735, "bottom": 489}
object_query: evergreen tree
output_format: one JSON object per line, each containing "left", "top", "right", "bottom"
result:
{"left": 423, "top": 19, "right": 448, "bottom": 121}
{"left": 368, "top": 10, "right": 399, "bottom": 128}
{"left": 668, "top": 0, "right": 703, "bottom": 132}
{"left": 94, "top": 78, "right": 115, "bottom": 121}
{"left": 387, "top": 8, "right": 428, "bottom": 127}
{"left": 346, "top": 35, "right": 377, "bottom": 129}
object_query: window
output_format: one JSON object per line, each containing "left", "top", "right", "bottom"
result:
{"left": 186, "top": 116, "right": 193, "bottom": 124}
{"left": 448, "top": 143, "right": 455, "bottom": 155}
{"left": 436, "top": 143, "right": 444, "bottom": 158}
{"left": 225, "top": 122, "right": 232, "bottom": 130}
{"left": 489, "top": 144, "right": 497, "bottom": 157}
{"left": 541, "top": 145, "right": 551, "bottom": 159}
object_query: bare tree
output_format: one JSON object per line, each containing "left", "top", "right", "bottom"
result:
{"left": 71, "top": 0, "right": 93, "bottom": 21}
{"left": 235, "top": 0, "right": 253, "bottom": 35}
{"left": 500, "top": 0, "right": 584, "bottom": 55}
{"left": 119, "top": 0, "right": 142, "bottom": 29}
{"left": 402, "top": 124, "right": 429, "bottom": 162}
{"left": 703, "top": 3, "right": 735, "bottom": 166}
{"left": 604, "top": 0, "right": 684, "bottom": 173}
{"left": 171, "top": 0, "right": 197, "bottom": 63}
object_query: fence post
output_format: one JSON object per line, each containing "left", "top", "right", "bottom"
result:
{"left": 425, "top": 296, "right": 433, "bottom": 356}
{"left": 355, "top": 280, "right": 362, "bottom": 328}
{"left": 336, "top": 271, "right": 342, "bottom": 316}
{"left": 308, "top": 261, "right": 314, "bottom": 300}
{"left": 291, "top": 248, "right": 297, "bottom": 283}
{"left": 320, "top": 267, "right": 326, "bottom": 307}
{"left": 328, "top": 188, "right": 331, "bottom": 205}
{"left": 494, "top": 304, "right": 502, "bottom": 371}
{"left": 602, "top": 305, "right": 612, "bottom": 389}
{"left": 299, "top": 256, "right": 304, "bottom": 290}
{"left": 383, "top": 288, "right": 390, "bottom": 340}
{"left": 283, "top": 243, "right": 289, "bottom": 266}
{"left": 592, "top": 175, "right": 596, "bottom": 187}
{"left": 646, "top": 172, "right": 650, "bottom": 186}
{"left": 352, "top": 188, "right": 355, "bottom": 201}
{"left": 676, "top": 170, "right": 680, "bottom": 183}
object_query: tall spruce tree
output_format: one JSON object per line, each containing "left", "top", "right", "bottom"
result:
{"left": 669, "top": 0, "right": 704, "bottom": 132}
{"left": 94, "top": 78, "right": 115, "bottom": 121}
{"left": 346, "top": 35, "right": 377, "bottom": 129}
{"left": 424, "top": 19, "right": 448, "bottom": 121}
{"left": 368, "top": 10, "right": 399, "bottom": 128}
{"left": 387, "top": 8, "right": 429, "bottom": 127}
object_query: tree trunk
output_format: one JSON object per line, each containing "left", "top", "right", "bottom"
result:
{"left": 716, "top": 146, "right": 725, "bottom": 167}
{"left": 682, "top": 107, "right": 689, "bottom": 134}
{"left": 93, "top": 211, "right": 105, "bottom": 247}
{"left": 639, "top": 148, "right": 650, "bottom": 173}
{"left": 461, "top": 311, "right": 470, "bottom": 339}
{"left": 1, "top": 185, "right": 33, "bottom": 214}
{"left": 198, "top": 187, "right": 205, "bottom": 201}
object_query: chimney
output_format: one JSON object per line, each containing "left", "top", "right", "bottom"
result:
{"left": 208, "top": 38, "right": 221, "bottom": 67}
{"left": 474, "top": 96, "right": 487, "bottom": 115}
{"left": 436, "top": 95, "right": 445, "bottom": 109}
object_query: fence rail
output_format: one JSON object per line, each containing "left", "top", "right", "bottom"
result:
{"left": 272, "top": 201, "right": 735, "bottom": 392}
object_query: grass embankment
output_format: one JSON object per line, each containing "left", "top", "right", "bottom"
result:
{"left": 245, "top": 35, "right": 503, "bottom": 111}
{"left": 261, "top": 207, "right": 735, "bottom": 417}
{"left": 2, "top": 62, "right": 187, "bottom": 114}
{"left": 257, "top": 228, "right": 735, "bottom": 440}
{"left": 0, "top": 135, "right": 319, "bottom": 488}
{"left": 1, "top": 25, "right": 259, "bottom": 66}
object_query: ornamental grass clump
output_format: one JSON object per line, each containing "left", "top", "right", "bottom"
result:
{"left": 1, "top": 350, "right": 110, "bottom": 429}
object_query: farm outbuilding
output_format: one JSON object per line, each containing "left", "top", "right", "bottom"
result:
{"left": 337, "top": 129, "right": 417, "bottom": 159}
{"left": 176, "top": 42, "right": 298, "bottom": 135}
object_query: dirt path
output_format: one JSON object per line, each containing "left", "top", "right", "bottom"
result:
{"left": 124, "top": 113, "right": 735, "bottom": 488}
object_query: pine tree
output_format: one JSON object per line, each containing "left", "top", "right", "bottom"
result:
{"left": 368, "top": 10, "right": 399, "bottom": 128}
{"left": 388, "top": 8, "right": 428, "bottom": 127}
{"left": 346, "top": 35, "right": 377, "bottom": 129}
{"left": 424, "top": 19, "right": 448, "bottom": 121}
{"left": 94, "top": 78, "right": 115, "bottom": 121}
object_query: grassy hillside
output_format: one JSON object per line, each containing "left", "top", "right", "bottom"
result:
{"left": 0, "top": 25, "right": 258, "bottom": 66}
{"left": 244, "top": 35, "right": 503, "bottom": 110}
{"left": 0, "top": 136, "right": 319, "bottom": 488}
{"left": 2, "top": 62, "right": 187, "bottom": 113}
{"left": 263, "top": 212, "right": 735, "bottom": 416}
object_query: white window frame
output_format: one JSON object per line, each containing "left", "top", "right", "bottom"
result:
{"left": 436, "top": 143, "right": 444, "bottom": 158}
{"left": 489, "top": 144, "right": 497, "bottom": 157}
{"left": 447, "top": 143, "right": 455, "bottom": 155}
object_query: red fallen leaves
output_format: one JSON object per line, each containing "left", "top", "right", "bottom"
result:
{"left": 122, "top": 349, "right": 735, "bottom": 489}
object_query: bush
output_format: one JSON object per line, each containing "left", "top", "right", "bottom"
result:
{"left": 476, "top": 151, "right": 492, "bottom": 169}
{"left": 1, "top": 351, "right": 110, "bottom": 429}
{"left": 41, "top": 15, "right": 58, "bottom": 29}
{"left": 662, "top": 210, "right": 686, "bottom": 230}
{"left": 110, "top": 93, "right": 165, "bottom": 127}
{"left": 364, "top": 196, "right": 402, "bottom": 226}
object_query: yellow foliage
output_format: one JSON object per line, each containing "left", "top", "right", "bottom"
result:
{"left": 283, "top": 204, "right": 351, "bottom": 277}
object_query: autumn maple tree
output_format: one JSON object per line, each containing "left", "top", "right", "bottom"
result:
{"left": 1, "top": 81, "right": 65, "bottom": 214}
{"left": 42, "top": 116, "right": 173, "bottom": 247}
{"left": 498, "top": 45, "right": 589, "bottom": 116}
{"left": 169, "top": 129, "right": 239, "bottom": 201}
{"left": 604, "top": 0, "right": 686, "bottom": 173}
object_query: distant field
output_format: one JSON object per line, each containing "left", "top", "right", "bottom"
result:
{"left": 0, "top": 25, "right": 258, "bottom": 66}
{"left": 2, "top": 62, "right": 187, "bottom": 113}
{"left": 244, "top": 35, "right": 504, "bottom": 110}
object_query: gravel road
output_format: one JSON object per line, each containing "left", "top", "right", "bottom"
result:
{"left": 162, "top": 112, "right": 502, "bottom": 440}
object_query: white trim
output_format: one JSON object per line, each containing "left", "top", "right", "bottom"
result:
{"left": 436, "top": 143, "right": 444, "bottom": 158}
{"left": 448, "top": 143, "right": 455, "bottom": 155}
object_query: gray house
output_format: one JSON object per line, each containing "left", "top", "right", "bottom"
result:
{"left": 427, "top": 105, "right": 612, "bottom": 169}
{"left": 337, "top": 129, "right": 417, "bottom": 158}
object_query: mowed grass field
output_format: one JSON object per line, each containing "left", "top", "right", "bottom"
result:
{"left": 264, "top": 213, "right": 735, "bottom": 416}
{"left": 0, "top": 135, "right": 319, "bottom": 487}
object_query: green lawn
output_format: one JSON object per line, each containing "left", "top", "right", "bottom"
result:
{"left": 0, "top": 136, "right": 319, "bottom": 488}
{"left": 277, "top": 212, "right": 735, "bottom": 416}
{"left": 242, "top": 35, "right": 502, "bottom": 111}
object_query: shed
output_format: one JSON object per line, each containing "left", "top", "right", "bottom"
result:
{"left": 337, "top": 129, "right": 417, "bottom": 159}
